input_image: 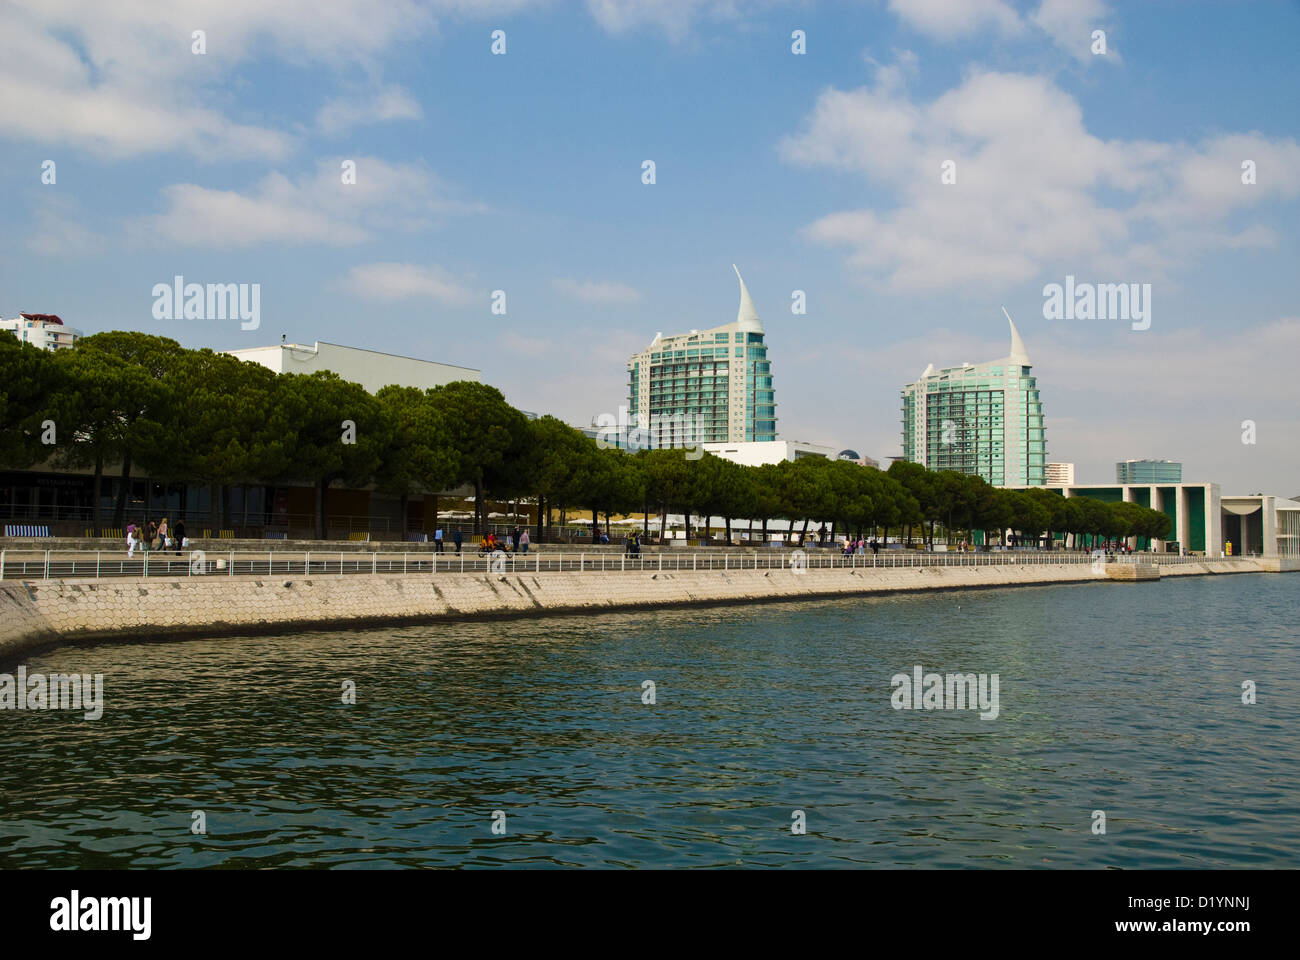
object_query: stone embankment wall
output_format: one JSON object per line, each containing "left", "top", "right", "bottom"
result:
{"left": 0, "top": 557, "right": 1283, "bottom": 662}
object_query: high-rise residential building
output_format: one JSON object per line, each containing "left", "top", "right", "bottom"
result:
{"left": 626, "top": 265, "right": 776, "bottom": 446}
{"left": 2, "top": 313, "right": 82, "bottom": 351}
{"left": 901, "top": 312, "right": 1047, "bottom": 487}
{"left": 1045, "top": 462, "right": 1075, "bottom": 485}
{"left": 1116, "top": 459, "right": 1182, "bottom": 483}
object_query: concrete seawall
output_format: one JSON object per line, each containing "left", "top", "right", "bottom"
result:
{"left": 0, "top": 556, "right": 1286, "bottom": 663}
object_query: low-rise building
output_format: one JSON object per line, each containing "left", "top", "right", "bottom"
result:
{"left": 2, "top": 314, "right": 82, "bottom": 351}
{"left": 702, "top": 440, "right": 835, "bottom": 466}
{"left": 226, "top": 340, "right": 480, "bottom": 393}
{"left": 1045, "top": 462, "right": 1075, "bottom": 485}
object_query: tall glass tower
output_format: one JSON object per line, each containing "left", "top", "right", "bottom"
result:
{"left": 627, "top": 266, "right": 776, "bottom": 446}
{"left": 900, "top": 312, "right": 1047, "bottom": 487}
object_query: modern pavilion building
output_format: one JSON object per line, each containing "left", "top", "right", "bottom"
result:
{"left": 901, "top": 311, "right": 1046, "bottom": 487}
{"left": 626, "top": 265, "right": 776, "bottom": 447}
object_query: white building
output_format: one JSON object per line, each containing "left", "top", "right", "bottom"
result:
{"left": 2, "top": 313, "right": 82, "bottom": 351}
{"left": 702, "top": 439, "right": 835, "bottom": 466}
{"left": 226, "top": 341, "right": 480, "bottom": 394}
{"left": 1221, "top": 494, "right": 1300, "bottom": 558}
{"left": 1045, "top": 462, "right": 1075, "bottom": 484}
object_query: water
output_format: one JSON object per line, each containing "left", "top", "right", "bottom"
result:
{"left": 1, "top": 576, "right": 1296, "bottom": 868}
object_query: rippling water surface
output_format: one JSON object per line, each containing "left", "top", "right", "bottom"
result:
{"left": 1, "top": 576, "right": 1297, "bottom": 868}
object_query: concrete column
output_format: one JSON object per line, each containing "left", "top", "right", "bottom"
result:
{"left": 1260, "top": 497, "right": 1276, "bottom": 557}
{"left": 1122, "top": 485, "right": 1137, "bottom": 550}
{"left": 1176, "top": 487, "right": 1191, "bottom": 555}
{"left": 1149, "top": 485, "right": 1162, "bottom": 552}
{"left": 1206, "top": 484, "right": 1222, "bottom": 557}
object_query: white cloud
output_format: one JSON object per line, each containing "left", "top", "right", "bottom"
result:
{"left": 887, "top": 0, "right": 1023, "bottom": 41}
{"left": 1031, "top": 0, "right": 1118, "bottom": 64}
{"left": 553, "top": 278, "right": 643, "bottom": 303}
{"left": 133, "top": 157, "right": 477, "bottom": 248}
{"left": 887, "top": 0, "right": 1120, "bottom": 64}
{"left": 584, "top": 0, "right": 751, "bottom": 41}
{"left": 342, "top": 263, "right": 475, "bottom": 304}
{"left": 781, "top": 67, "right": 1300, "bottom": 293}
{"left": 0, "top": 1, "right": 533, "bottom": 158}
{"left": 316, "top": 86, "right": 423, "bottom": 135}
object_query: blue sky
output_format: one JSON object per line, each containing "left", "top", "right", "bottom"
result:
{"left": 2, "top": 0, "right": 1297, "bottom": 493}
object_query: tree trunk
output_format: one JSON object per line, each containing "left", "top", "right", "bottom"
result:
{"left": 400, "top": 492, "right": 409, "bottom": 539}
{"left": 316, "top": 478, "right": 328, "bottom": 540}
{"left": 642, "top": 495, "right": 650, "bottom": 541}
{"left": 112, "top": 452, "right": 132, "bottom": 529}
{"left": 592, "top": 507, "right": 598, "bottom": 540}
{"left": 725, "top": 514, "right": 732, "bottom": 545}
{"left": 474, "top": 476, "right": 484, "bottom": 536}
{"left": 659, "top": 504, "right": 666, "bottom": 541}
{"left": 210, "top": 482, "right": 220, "bottom": 534}
{"left": 800, "top": 517, "right": 810, "bottom": 542}
{"left": 685, "top": 510, "right": 692, "bottom": 541}
{"left": 92, "top": 453, "right": 104, "bottom": 538}
{"left": 535, "top": 493, "right": 545, "bottom": 545}
{"left": 761, "top": 517, "right": 768, "bottom": 543}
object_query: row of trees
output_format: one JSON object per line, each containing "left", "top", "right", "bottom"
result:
{"left": 1, "top": 332, "right": 1172, "bottom": 548}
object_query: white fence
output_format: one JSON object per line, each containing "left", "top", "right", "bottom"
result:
{"left": 0, "top": 548, "right": 1245, "bottom": 581}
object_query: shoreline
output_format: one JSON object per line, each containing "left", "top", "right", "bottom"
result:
{"left": 1, "top": 557, "right": 1288, "bottom": 665}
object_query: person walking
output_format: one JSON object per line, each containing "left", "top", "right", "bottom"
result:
{"left": 174, "top": 519, "right": 186, "bottom": 555}
{"left": 145, "top": 520, "right": 157, "bottom": 553}
{"left": 519, "top": 529, "right": 530, "bottom": 554}
{"left": 453, "top": 528, "right": 463, "bottom": 555}
{"left": 158, "top": 517, "right": 170, "bottom": 552}
{"left": 126, "top": 524, "right": 137, "bottom": 558}
{"left": 434, "top": 527, "right": 444, "bottom": 553}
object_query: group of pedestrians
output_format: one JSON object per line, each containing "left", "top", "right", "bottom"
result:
{"left": 841, "top": 537, "right": 882, "bottom": 557}
{"left": 432, "top": 528, "right": 467, "bottom": 553}
{"left": 126, "top": 518, "right": 187, "bottom": 557}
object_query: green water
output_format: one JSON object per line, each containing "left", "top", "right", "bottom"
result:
{"left": 0, "top": 576, "right": 1296, "bottom": 868}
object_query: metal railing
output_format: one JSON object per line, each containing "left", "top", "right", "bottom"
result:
{"left": 0, "top": 548, "right": 1254, "bottom": 582}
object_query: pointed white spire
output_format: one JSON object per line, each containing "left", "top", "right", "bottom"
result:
{"left": 733, "top": 264, "right": 763, "bottom": 332}
{"left": 921, "top": 362, "right": 935, "bottom": 378}
{"left": 1003, "top": 306, "right": 1030, "bottom": 365}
